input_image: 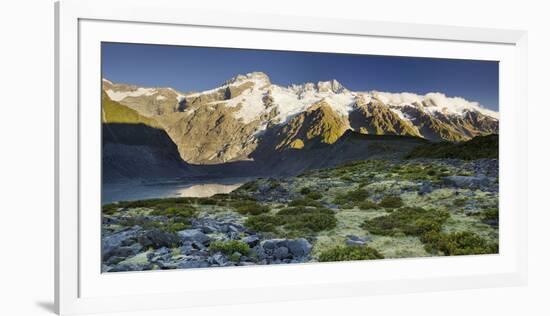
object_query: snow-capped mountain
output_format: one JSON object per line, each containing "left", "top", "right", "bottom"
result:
{"left": 102, "top": 72, "right": 498, "bottom": 164}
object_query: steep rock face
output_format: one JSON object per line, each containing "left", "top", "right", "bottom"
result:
{"left": 102, "top": 79, "right": 184, "bottom": 117}
{"left": 158, "top": 103, "right": 261, "bottom": 164}
{"left": 157, "top": 74, "right": 275, "bottom": 164}
{"left": 101, "top": 93, "right": 190, "bottom": 181}
{"left": 273, "top": 100, "right": 349, "bottom": 150}
{"left": 397, "top": 105, "right": 467, "bottom": 141}
{"left": 349, "top": 99, "right": 421, "bottom": 137}
{"left": 439, "top": 110, "right": 499, "bottom": 138}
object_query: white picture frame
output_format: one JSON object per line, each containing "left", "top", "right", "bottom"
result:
{"left": 55, "top": 0, "right": 528, "bottom": 314}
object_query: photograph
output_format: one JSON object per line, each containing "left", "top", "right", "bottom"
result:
{"left": 101, "top": 42, "right": 499, "bottom": 273}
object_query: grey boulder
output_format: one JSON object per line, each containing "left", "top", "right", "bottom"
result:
{"left": 137, "top": 229, "right": 182, "bottom": 249}
{"left": 285, "top": 238, "right": 312, "bottom": 258}
{"left": 177, "top": 229, "right": 210, "bottom": 245}
{"left": 102, "top": 226, "right": 142, "bottom": 260}
{"left": 442, "top": 175, "right": 490, "bottom": 189}
{"left": 242, "top": 235, "right": 260, "bottom": 247}
{"left": 345, "top": 235, "right": 370, "bottom": 247}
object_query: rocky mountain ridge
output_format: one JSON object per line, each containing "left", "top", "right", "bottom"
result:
{"left": 102, "top": 72, "right": 498, "bottom": 165}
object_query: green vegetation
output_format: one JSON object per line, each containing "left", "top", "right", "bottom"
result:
{"left": 362, "top": 206, "right": 496, "bottom": 256}
{"left": 453, "top": 198, "right": 467, "bottom": 207}
{"left": 244, "top": 214, "right": 284, "bottom": 233}
{"left": 160, "top": 221, "right": 189, "bottom": 233}
{"left": 103, "top": 153, "right": 499, "bottom": 269}
{"left": 333, "top": 188, "right": 369, "bottom": 207}
{"left": 299, "top": 187, "right": 323, "bottom": 200}
{"left": 306, "top": 192, "right": 323, "bottom": 200}
{"left": 232, "top": 201, "right": 270, "bottom": 215}
{"left": 481, "top": 208, "right": 499, "bottom": 225}
{"left": 363, "top": 207, "right": 449, "bottom": 236}
{"left": 378, "top": 195, "right": 404, "bottom": 209}
{"left": 102, "top": 91, "right": 158, "bottom": 127}
{"left": 102, "top": 199, "right": 199, "bottom": 233}
{"left": 209, "top": 240, "right": 250, "bottom": 255}
{"left": 238, "top": 181, "right": 260, "bottom": 192}
{"left": 278, "top": 207, "right": 337, "bottom": 233}
{"left": 346, "top": 189, "right": 369, "bottom": 202}
{"left": 196, "top": 198, "right": 217, "bottom": 205}
{"left": 421, "top": 231, "right": 498, "bottom": 255}
{"left": 118, "top": 216, "right": 190, "bottom": 233}
{"left": 244, "top": 206, "right": 337, "bottom": 237}
{"left": 318, "top": 246, "right": 384, "bottom": 262}
{"left": 358, "top": 200, "right": 379, "bottom": 210}
{"left": 288, "top": 198, "right": 322, "bottom": 207}
{"left": 150, "top": 206, "right": 196, "bottom": 218}
{"left": 146, "top": 206, "right": 197, "bottom": 233}
{"left": 390, "top": 163, "right": 443, "bottom": 180}
{"left": 406, "top": 134, "right": 498, "bottom": 160}
{"left": 102, "top": 197, "right": 198, "bottom": 215}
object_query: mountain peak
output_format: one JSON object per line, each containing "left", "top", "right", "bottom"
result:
{"left": 224, "top": 72, "right": 271, "bottom": 87}
{"left": 289, "top": 79, "right": 348, "bottom": 94}
{"left": 317, "top": 79, "right": 347, "bottom": 93}
{"left": 370, "top": 91, "right": 499, "bottom": 120}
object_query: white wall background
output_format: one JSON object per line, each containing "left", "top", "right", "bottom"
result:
{"left": 0, "top": 0, "right": 547, "bottom": 315}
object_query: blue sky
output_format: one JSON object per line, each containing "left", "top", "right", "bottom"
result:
{"left": 102, "top": 42, "right": 499, "bottom": 111}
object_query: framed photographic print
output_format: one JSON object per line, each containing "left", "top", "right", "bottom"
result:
{"left": 55, "top": 0, "right": 528, "bottom": 314}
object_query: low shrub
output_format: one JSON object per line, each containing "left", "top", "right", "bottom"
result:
{"left": 421, "top": 231, "right": 498, "bottom": 256}
{"left": 211, "top": 193, "right": 230, "bottom": 199}
{"left": 277, "top": 207, "right": 336, "bottom": 234}
{"left": 333, "top": 188, "right": 369, "bottom": 206}
{"left": 306, "top": 191, "right": 323, "bottom": 200}
{"left": 482, "top": 208, "right": 499, "bottom": 221}
{"left": 244, "top": 214, "right": 284, "bottom": 232}
{"left": 150, "top": 206, "right": 196, "bottom": 218}
{"left": 284, "top": 212, "right": 337, "bottom": 233}
{"left": 244, "top": 206, "right": 336, "bottom": 236}
{"left": 102, "top": 204, "right": 120, "bottom": 215}
{"left": 390, "top": 164, "right": 441, "bottom": 180}
{"left": 346, "top": 189, "right": 369, "bottom": 202}
{"left": 358, "top": 180, "right": 370, "bottom": 188}
{"left": 277, "top": 206, "right": 309, "bottom": 216}
{"left": 209, "top": 240, "right": 250, "bottom": 255}
{"left": 453, "top": 198, "right": 467, "bottom": 207}
{"left": 480, "top": 208, "right": 499, "bottom": 226}
{"left": 318, "top": 246, "right": 384, "bottom": 262}
{"left": 378, "top": 195, "right": 404, "bottom": 209}
{"left": 196, "top": 198, "right": 217, "bottom": 205}
{"left": 232, "top": 201, "right": 270, "bottom": 215}
{"left": 300, "top": 187, "right": 311, "bottom": 195}
{"left": 102, "top": 197, "right": 196, "bottom": 214}
{"left": 238, "top": 181, "right": 260, "bottom": 192}
{"left": 162, "top": 220, "right": 189, "bottom": 233}
{"left": 358, "top": 200, "right": 379, "bottom": 210}
{"left": 363, "top": 207, "right": 449, "bottom": 236}
{"left": 288, "top": 198, "right": 322, "bottom": 207}
{"left": 118, "top": 216, "right": 189, "bottom": 233}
